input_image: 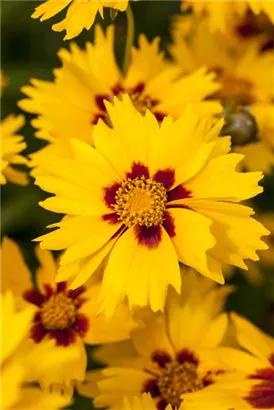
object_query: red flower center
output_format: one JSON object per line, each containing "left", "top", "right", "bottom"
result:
{"left": 143, "top": 350, "right": 214, "bottom": 410}
{"left": 103, "top": 162, "right": 192, "bottom": 249}
{"left": 23, "top": 282, "right": 89, "bottom": 346}
{"left": 92, "top": 83, "right": 165, "bottom": 126}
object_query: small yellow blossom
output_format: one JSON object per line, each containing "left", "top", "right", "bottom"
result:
{"left": 32, "top": 96, "right": 268, "bottom": 316}
{"left": 19, "top": 24, "right": 221, "bottom": 165}
{"left": 1, "top": 114, "right": 28, "bottom": 185}
{"left": 32, "top": 0, "right": 128, "bottom": 40}
{"left": 1, "top": 291, "right": 73, "bottom": 409}
{"left": 182, "top": 1, "right": 274, "bottom": 32}
{"left": 78, "top": 271, "right": 241, "bottom": 410}
{"left": 170, "top": 17, "right": 274, "bottom": 173}
{"left": 1, "top": 237, "right": 137, "bottom": 387}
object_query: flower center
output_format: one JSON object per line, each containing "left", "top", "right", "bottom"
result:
{"left": 157, "top": 361, "right": 205, "bottom": 408}
{"left": 41, "top": 293, "right": 76, "bottom": 330}
{"left": 128, "top": 90, "right": 158, "bottom": 116}
{"left": 114, "top": 176, "right": 167, "bottom": 228}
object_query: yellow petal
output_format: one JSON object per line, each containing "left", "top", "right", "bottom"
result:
{"left": 99, "top": 226, "right": 181, "bottom": 316}
{"left": 169, "top": 208, "right": 221, "bottom": 282}
{"left": 1, "top": 237, "right": 33, "bottom": 295}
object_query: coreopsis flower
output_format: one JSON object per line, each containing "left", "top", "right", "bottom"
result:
{"left": 77, "top": 272, "right": 240, "bottom": 410}
{"left": 1, "top": 114, "right": 28, "bottom": 185}
{"left": 1, "top": 237, "right": 136, "bottom": 387}
{"left": 1, "top": 291, "right": 73, "bottom": 409}
{"left": 181, "top": 1, "right": 274, "bottom": 32}
{"left": 214, "top": 313, "right": 274, "bottom": 409}
{"left": 32, "top": 0, "right": 128, "bottom": 40}
{"left": 170, "top": 18, "right": 274, "bottom": 174}
{"left": 19, "top": 24, "right": 221, "bottom": 160}
{"left": 33, "top": 96, "right": 268, "bottom": 316}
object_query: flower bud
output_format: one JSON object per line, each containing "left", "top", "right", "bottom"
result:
{"left": 220, "top": 110, "right": 259, "bottom": 146}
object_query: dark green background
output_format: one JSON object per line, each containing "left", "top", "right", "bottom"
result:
{"left": 1, "top": 2, "right": 274, "bottom": 408}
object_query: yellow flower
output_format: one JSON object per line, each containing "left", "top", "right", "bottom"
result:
{"left": 32, "top": 0, "right": 128, "bottom": 40}
{"left": 1, "top": 114, "right": 28, "bottom": 185}
{"left": 1, "top": 291, "right": 72, "bottom": 409}
{"left": 181, "top": 1, "right": 274, "bottom": 32}
{"left": 19, "top": 24, "right": 221, "bottom": 161}
{"left": 170, "top": 17, "right": 274, "bottom": 174}
{"left": 1, "top": 237, "right": 137, "bottom": 387}
{"left": 32, "top": 96, "right": 268, "bottom": 316}
{"left": 213, "top": 313, "right": 274, "bottom": 409}
{"left": 77, "top": 271, "right": 241, "bottom": 410}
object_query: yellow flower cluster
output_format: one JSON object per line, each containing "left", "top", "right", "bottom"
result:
{"left": 1, "top": 1, "right": 274, "bottom": 409}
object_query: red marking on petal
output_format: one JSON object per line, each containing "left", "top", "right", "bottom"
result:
{"left": 142, "top": 379, "right": 160, "bottom": 398}
{"left": 250, "top": 368, "right": 274, "bottom": 382}
{"left": 153, "top": 169, "right": 175, "bottom": 190}
{"left": 43, "top": 284, "right": 54, "bottom": 298}
{"left": 57, "top": 281, "right": 67, "bottom": 293}
{"left": 269, "top": 354, "right": 274, "bottom": 367}
{"left": 34, "top": 312, "right": 41, "bottom": 322}
{"left": 154, "top": 112, "right": 166, "bottom": 122}
{"left": 30, "top": 322, "right": 47, "bottom": 343}
{"left": 157, "top": 400, "right": 168, "bottom": 410}
{"left": 49, "top": 328, "right": 76, "bottom": 347}
{"left": 102, "top": 213, "right": 120, "bottom": 224}
{"left": 152, "top": 351, "right": 172, "bottom": 367}
{"left": 104, "top": 182, "right": 122, "bottom": 209}
{"left": 68, "top": 286, "right": 86, "bottom": 300}
{"left": 126, "top": 162, "right": 150, "bottom": 180}
{"left": 236, "top": 22, "right": 258, "bottom": 37}
{"left": 176, "top": 349, "right": 199, "bottom": 366}
{"left": 23, "top": 289, "right": 45, "bottom": 307}
{"left": 162, "top": 211, "right": 176, "bottom": 238}
{"left": 245, "top": 380, "right": 274, "bottom": 409}
{"left": 135, "top": 225, "right": 162, "bottom": 249}
{"left": 73, "top": 314, "right": 89, "bottom": 337}
{"left": 95, "top": 94, "right": 109, "bottom": 112}
{"left": 167, "top": 185, "right": 192, "bottom": 202}
{"left": 131, "top": 82, "right": 145, "bottom": 94}
{"left": 92, "top": 113, "right": 105, "bottom": 126}
{"left": 112, "top": 83, "right": 124, "bottom": 95}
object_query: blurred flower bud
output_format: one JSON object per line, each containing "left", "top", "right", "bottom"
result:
{"left": 220, "top": 109, "right": 259, "bottom": 146}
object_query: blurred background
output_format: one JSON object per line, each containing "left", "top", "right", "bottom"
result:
{"left": 1, "top": 2, "right": 274, "bottom": 408}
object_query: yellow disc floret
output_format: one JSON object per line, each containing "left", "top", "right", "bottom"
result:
{"left": 114, "top": 176, "right": 167, "bottom": 228}
{"left": 41, "top": 293, "right": 76, "bottom": 330}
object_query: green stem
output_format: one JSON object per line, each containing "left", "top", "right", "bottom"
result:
{"left": 123, "top": 3, "right": 134, "bottom": 75}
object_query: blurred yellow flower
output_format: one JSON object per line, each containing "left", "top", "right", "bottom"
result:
{"left": 19, "top": 24, "right": 221, "bottom": 164}
{"left": 32, "top": 0, "right": 128, "bottom": 39}
{"left": 214, "top": 313, "right": 274, "bottom": 409}
{"left": 1, "top": 291, "right": 73, "bottom": 409}
{"left": 78, "top": 271, "right": 241, "bottom": 410}
{"left": 32, "top": 96, "right": 268, "bottom": 316}
{"left": 1, "top": 114, "right": 28, "bottom": 185}
{"left": 170, "top": 18, "right": 274, "bottom": 174}
{"left": 1, "top": 237, "right": 137, "bottom": 387}
{"left": 182, "top": 1, "right": 274, "bottom": 32}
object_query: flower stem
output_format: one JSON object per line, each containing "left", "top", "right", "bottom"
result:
{"left": 123, "top": 3, "right": 134, "bottom": 75}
